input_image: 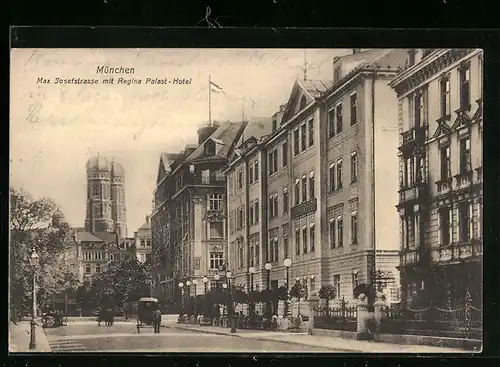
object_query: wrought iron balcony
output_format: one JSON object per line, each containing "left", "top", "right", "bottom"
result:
{"left": 291, "top": 197, "right": 317, "bottom": 220}
{"left": 398, "top": 182, "right": 428, "bottom": 204}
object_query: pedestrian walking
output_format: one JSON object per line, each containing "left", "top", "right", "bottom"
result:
{"left": 152, "top": 309, "right": 162, "bottom": 334}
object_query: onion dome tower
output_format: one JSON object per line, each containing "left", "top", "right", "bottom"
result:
{"left": 110, "top": 159, "right": 128, "bottom": 238}
{"left": 85, "top": 154, "right": 114, "bottom": 232}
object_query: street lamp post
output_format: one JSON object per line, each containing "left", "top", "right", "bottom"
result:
{"left": 192, "top": 279, "right": 198, "bottom": 297}
{"left": 203, "top": 276, "right": 208, "bottom": 294}
{"left": 178, "top": 282, "right": 184, "bottom": 315}
{"left": 29, "top": 247, "right": 39, "bottom": 350}
{"left": 283, "top": 258, "right": 292, "bottom": 318}
{"left": 214, "top": 273, "right": 220, "bottom": 288}
{"left": 226, "top": 270, "right": 236, "bottom": 333}
{"left": 249, "top": 266, "right": 255, "bottom": 316}
{"left": 186, "top": 280, "right": 192, "bottom": 317}
{"left": 295, "top": 276, "right": 302, "bottom": 317}
{"left": 265, "top": 263, "right": 272, "bottom": 317}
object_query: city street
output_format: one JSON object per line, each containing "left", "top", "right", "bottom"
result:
{"left": 44, "top": 321, "right": 339, "bottom": 352}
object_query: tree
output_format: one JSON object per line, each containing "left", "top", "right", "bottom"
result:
{"left": 318, "top": 284, "right": 336, "bottom": 315}
{"left": 76, "top": 258, "right": 152, "bottom": 311}
{"left": 9, "top": 187, "right": 78, "bottom": 320}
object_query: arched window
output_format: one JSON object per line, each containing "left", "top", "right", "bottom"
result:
{"left": 299, "top": 95, "right": 307, "bottom": 110}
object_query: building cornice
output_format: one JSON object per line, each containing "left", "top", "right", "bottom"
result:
{"left": 390, "top": 49, "right": 480, "bottom": 96}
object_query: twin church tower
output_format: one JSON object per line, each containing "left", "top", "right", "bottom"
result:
{"left": 84, "top": 155, "right": 128, "bottom": 238}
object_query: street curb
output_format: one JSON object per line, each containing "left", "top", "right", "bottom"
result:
{"left": 169, "top": 325, "right": 359, "bottom": 352}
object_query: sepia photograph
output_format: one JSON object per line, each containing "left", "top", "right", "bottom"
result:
{"left": 9, "top": 47, "right": 483, "bottom": 353}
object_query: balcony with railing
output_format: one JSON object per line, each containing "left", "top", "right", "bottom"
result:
{"left": 398, "top": 181, "right": 428, "bottom": 205}
{"left": 436, "top": 177, "right": 452, "bottom": 195}
{"left": 454, "top": 170, "right": 473, "bottom": 189}
{"left": 400, "top": 125, "right": 427, "bottom": 151}
{"left": 291, "top": 197, "right": 317, "bottom": 220}
{"left": 400, "top": 249, "right": 420, "bottom": 266}
{"left": 436, "top": 239, "right": 482, "bottom": 264}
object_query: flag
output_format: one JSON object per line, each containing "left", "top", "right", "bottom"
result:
{"left": 210, "top": 80, "right": 225, "bottom": 94}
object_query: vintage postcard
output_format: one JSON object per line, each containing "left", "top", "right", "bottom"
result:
{"left": 9, "top": 48, "right": 483, "bottom": 353}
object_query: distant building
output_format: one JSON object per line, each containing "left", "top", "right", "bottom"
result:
{"left": 151, "top": 121, "right": 248, "bottom": 309}
{"left": 85, "top": 155, "right": 128, "bottom": 238}
{"left": 389, "top": 49, "right": 483, "bottom": 308}
{"left": 135, "top": 215, "right": 152, "bottom": 264}
{"left": 225, "top": 49, "right": 407, "bottom": 305}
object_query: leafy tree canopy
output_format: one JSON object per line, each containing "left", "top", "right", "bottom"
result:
{"left": 9, "top": 187, "right": 79, "bottom": 320}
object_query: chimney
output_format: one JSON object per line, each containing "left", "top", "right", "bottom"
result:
{"left": 197, "top": 124, "right": 218, "bottom": 144}
{"left": 146, "top": 215, "right": 150, "bottom": 223}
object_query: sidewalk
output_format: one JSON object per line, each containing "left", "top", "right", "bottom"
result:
{"left": 9, "top": 320, "right": 51, "bottom": 353}
{"left": 171, "top": 324, "right": 468, "bottom": 353}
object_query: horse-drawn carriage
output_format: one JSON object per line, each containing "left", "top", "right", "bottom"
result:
{"left": 97, "top": 307, "right": 115, "bottom": 326}
{"left": 42, "top": 311, "right": 68, "bottom": 328}
{"left": 136, "top": 297, "right": 161, "bottom": 333}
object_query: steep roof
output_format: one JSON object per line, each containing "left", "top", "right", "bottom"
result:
{"left": 234, "top": 117, "right": 273, "bottom": 148}
{"left": 75, "top": 231, "right": 105, "bottom": 243}
{"left": 184, "top": 121, "right": 248, "bottom": 162}
{"left": 297, "top": 79, "right": 335, "bottom": 98}
{"left": 138, "top": 221, "right": 151, "bottom": 230}
{"left": 93, "top": 232, "right": 118, "bottom": 243}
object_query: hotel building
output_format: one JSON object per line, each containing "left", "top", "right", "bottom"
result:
{"left": 225, "top": 49, "right": 408, "bottom": 305}
{"left": 389, "top": 49, "right": 483, "bottom": 307}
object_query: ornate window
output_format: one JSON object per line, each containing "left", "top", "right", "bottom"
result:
{"left": 282, "top": 141, "right": 288, "bottom": 167}
{"left": 209, "top": 222, "right": 223, "bottom": 239}
{"left": 85, "top": 264, "right": 91, "bottom": 274}
{"left": 210, "top": 251, "right": 224, "bottom": 270}
{"left": 301, "top": 124, "right": 307, "bottom": 152}
{"left": 209, "top": 193, "right": 223, "bottom": 211}
{"left": 459, "top": 137, "right": 471, "bottom": 174}
{"left": 310, "top": 224, "right": 315, "bottom": 252}
{"left": 302, "top": 226, "right": 308, "bottom": 254}
{"left": 336, "top": 158, "right": 343, "bottom": 190}
{"left": 329, "top": 219, "right": 336, "bottom": 249}
{"left": 308, "top": 119, "right": 314, "bottom": 147}
{"left": 309, "top": 171, "right": 315, "bottom": 199}
{"left": 459, "top": 63, "right": 471, "bottom": 110}
{"left": 329, "top": 108, "right": 336, "bottom": 138}
{"left": 440, "top": 76, "right": 450, "bottom": 117}
{"left": 350, "top": 152, "right": 358, "bottom": 184}
{"left": 350, "top": 93, "right": 357, "bottom": 126}
{"left": 440, "top": 145, "right": 451, "bottom": 181}
{"left": 336, "top": 104, "right": 343, "bottom": 134}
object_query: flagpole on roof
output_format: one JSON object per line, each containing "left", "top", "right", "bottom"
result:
{"left": 208, "top": 75, "right": 212, "bottom": 127}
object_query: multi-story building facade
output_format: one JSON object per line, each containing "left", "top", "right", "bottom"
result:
{"left": 134, "top": 215, "right": 152, "bottom": 264}
{"left": 226, "top": 49, "right": 408, "bottom": 306}
{"left": 389, "top": 49, "right": 483, "bottom": 308}
{"left": 151, "top": 121, "right": 247, "bottom": 309}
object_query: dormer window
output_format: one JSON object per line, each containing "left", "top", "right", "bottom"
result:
{"left": 272, "top": 119, "right": 277, "bottom": 132}
{"left": 204, "top": 139, "right": 216, "bottom": 155}
{"left": 299, "top": 96, "right": 307, "bottom": 111}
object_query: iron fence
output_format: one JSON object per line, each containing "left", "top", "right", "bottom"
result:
{"left": 313, "top": 304, "right": 357, "bottom": 331}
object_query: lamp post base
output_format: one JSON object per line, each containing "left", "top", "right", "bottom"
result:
{"left": 29, "top": 319, "right": 36, "bottom": 350}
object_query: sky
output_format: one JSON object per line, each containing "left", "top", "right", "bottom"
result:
{"left": 10, "top": 48, "right": 350, "bottom": 233}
